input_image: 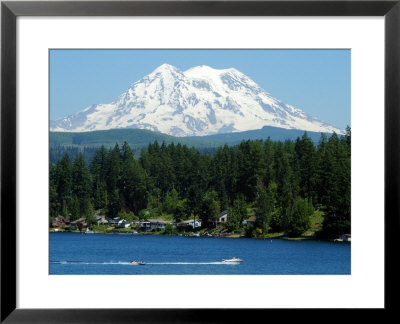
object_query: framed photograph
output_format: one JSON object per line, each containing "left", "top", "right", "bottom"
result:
{"left": 1, "top": 0, "right": 399, "bottom": 322}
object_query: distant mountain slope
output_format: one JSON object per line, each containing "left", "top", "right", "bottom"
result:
{"left": 51, "top": 64, "right": 343, "bottom": 136}
{"left": 50, "top": 128, "right": 221, "bottom": 150}
{"left": 50, "top": 126, "right": 328, "bottom": 151}
{"left": 191, "top": 126, "right": 325, "bottom": 145}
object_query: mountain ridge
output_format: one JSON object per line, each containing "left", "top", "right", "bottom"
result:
{"left": 51, "top": 63, "right": 343, "bottom": 136}
{"left": 50, "top": 126, "right": 332, "bottom": 149}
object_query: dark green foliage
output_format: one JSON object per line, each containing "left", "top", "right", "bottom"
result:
{"left": 269, "top": 208, "right": 284, "bottom": 233}
{"left": 50, "top": 126, "right": 324, "bottom": 156}
{"left": 200, "top": 190, "right": 221, "bottom": 227}
{"left": 237, "top": 140, "right": 267, "bottom": 202}
{"left": 55, "top": 154, "right": 73, "bottom": 209}
{"left": 173, "top": 201, "right": 188, "bottom": 223}
{"left": 49, "top": 184, "right": 60, "bottom": 218}
{"left": 284, "top": 197, "right": 313, "bottom": 237}
{"left": 83, "top": 198, "right": 96, "bottom": 226}
{"left": 120, "top": 142, "right": 148, "bottom": 214}
{"left": 71, "top": 154, "right": 92, "bottom": 219}
{"left": 50, "top": 146, "right": 99, "bottom": 165}
{"left": 227, "top": 196, "right": 247, "bottom": 231}
{"left": 93, "top": 182, "right": 108, "bottom": 210}
{"left": 163, "top": 224, "right": 178, "bottom": 235}
{"left": 254, "top": 182, "right": 277, "bottom": 232}
{"left": 254, "top": 188, "right": 272, "bottom": 231}
{"left": 50, "top": 128, "right": 221, "bottom": 163}
{"left": 274, "top": 143, "right": 291, "bottom": 203}
{"left": 294, "top": 133, "right": 317, "bottom": 198}
{"left": 163, "top": 189, "right": 188, "bottom": 222}
{"left": 72, "top": 154, "right": 91, "bottom": 198}
{"left": 319, "top": 212, "right": 350, "bottom": 239}
{"left": 107, "top": 189, "right": 122, "bottom": 218}
{"left": 164, "top": 189, "right": 180, "bottom": 214}
{"left": 69, "top": 195, "right": 80, "bottom": 221}
{"left": 106, "top": 144, "right": 121, "bottom": 192}
{"left": 49, "top": 129, "right": 351, "bottom": 238}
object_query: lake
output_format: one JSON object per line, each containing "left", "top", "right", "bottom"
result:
{"left": 50, "top": 233, "right": 350, "bottom": 275}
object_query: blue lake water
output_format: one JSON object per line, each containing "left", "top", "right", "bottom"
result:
{"left": 50, "top": 233, "right": 351, "bottom": 275}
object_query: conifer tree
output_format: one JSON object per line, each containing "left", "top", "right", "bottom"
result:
{"left": 70, "top": 195, "right": 80, "bottom": 221}
{"left": 284, "top": 197, "right": 312, "bottom": 237}
{"left": 295, "top": 132, "right": 316, "bottom": 198}
{"left": 72, "top": 154, "right": 92, "bottom": 217}
{"left": 121, "top": 150, "right": 148, "bottom": 214}
{"left": 227, "top": 195, "right": 247, "bottom": 231}
{"left": 200, "top": 190, "right": 220, "bottom": 227}
{"left": 55, "top": 153, "right": 73, "bottom": 211}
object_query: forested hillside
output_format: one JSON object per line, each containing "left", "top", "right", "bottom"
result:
{"left": 50, "top": 128, "right": 350, "bottom": 239}
{"left": 49, "top": 127, "right": 325, "bottom": 164}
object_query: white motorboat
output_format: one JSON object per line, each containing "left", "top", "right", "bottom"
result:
{"left": 222, "top": 257, "right": 243, "bottom": 264}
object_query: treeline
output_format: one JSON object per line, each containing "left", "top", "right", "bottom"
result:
{"left": 50, "top": 146, "right": 99, "bottom": 165}
{"left": 50, "top": 128, "right": 350, "bottom": 238}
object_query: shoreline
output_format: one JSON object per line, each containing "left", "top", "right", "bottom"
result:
{"left": 49, "top": 229, "right": 350, "bottom": 243}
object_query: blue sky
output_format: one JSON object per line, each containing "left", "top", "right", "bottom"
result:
{"left": 50, "top": 49, "right": 350, "bottom": 129}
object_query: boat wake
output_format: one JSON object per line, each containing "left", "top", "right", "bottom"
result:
{"left": 51, "top": 261, "right": 231, "bottom": 265}
{"left": 147, "top": 262, "right": 226, "bottom": 265}
{"left": 51, "top": 261, "right": 132, "bottom": 265}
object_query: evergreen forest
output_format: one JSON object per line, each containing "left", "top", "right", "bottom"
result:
{"left": 50, "top": 128, "right": 351, "bottom": 239}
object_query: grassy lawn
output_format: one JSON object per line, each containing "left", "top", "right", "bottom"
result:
{"left": 146, "top": 213, "right": 174, "bottom": 221}
{"left": 263, "top": 232, "right": 285, "bottom": 239}
{"left": 303, "top": 209, "right": 324, "bottom": 237}
{"left": 90, "top": 225, "right": 110, "bottom": 232}
{"left": 112, "top": 227, "right": 137, "bottom": 232}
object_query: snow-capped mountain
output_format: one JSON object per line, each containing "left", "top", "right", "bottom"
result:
{"left": 50, "top": 63, "right": 343, "bottom": 136}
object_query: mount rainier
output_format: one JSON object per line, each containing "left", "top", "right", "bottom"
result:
{"left": 50, "top": 63, "right": 343, "bottom": 136}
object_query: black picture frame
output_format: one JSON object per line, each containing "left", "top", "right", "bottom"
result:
{"left": 1, "top": 0, "right": 399, "bottom": 322}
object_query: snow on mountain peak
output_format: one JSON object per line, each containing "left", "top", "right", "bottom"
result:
{"left": 152, "top": 63, "right": 181, "bottom": 74}
{"left": 184, "top": 65, "right": 239, "bottom": 79}
{"left": 50, "top": 64, "right": 343, "bottom": 136}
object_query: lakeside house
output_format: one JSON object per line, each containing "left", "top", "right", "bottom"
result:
{"left": 139, "top": 221, "right": 151, "bottom": 231}
{"left": 148, "top": 219, "right": 175, "bottom": 231}
{"left": 108, "top": 217, "right": 131, "bottom": 228}
{"left": 117, "top": 220, "right": 131, "bottom": 228}
{"left": 70, "top": 217, "right": 87, "bottom": 230}
{"left": 95, "top": 215, "right": 109, "bottom": 226}
{"left": 108, "top": 217, "right": 120, "bottom": 226}
{"left": 130, "top": 220, "right": 140, "bottom": 228}
{"left": 139, "top": 220, "right": 175, "bottom": 231}
{"left": 52, "top": 216, "right": 69, "bottom": 228}
{"left": 177, "top": 219, "right": 202, "bottom": 229}
{"left": 340, "top": 234, "right": 351, "bottom": 242}
{"left": 243, "top": 216, "right": 256, "bottom": 226}
{"left": 209, "top": 210, "right": 228, "bottom": 228}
